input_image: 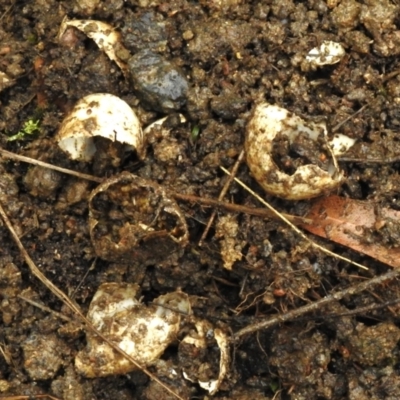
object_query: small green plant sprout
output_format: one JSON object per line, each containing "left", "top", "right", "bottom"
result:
{"left": 7, "top": 118, "right": 40, "bottom": 142}
{"left": 190, "top": 125, "right": 200, "bottom": 142}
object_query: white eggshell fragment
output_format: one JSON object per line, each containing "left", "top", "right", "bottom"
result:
{"left": 56, "top": 93, "right": 144, "bottom": 161}
{"left": 181, "top": 320, "right": 230, "bottom": 395}
{"left": 329, "top": 133, "right": 356, "bottom": 156}
{"left": 306, "top": 40, "right": 345, "bottom": 66}
{"left": 75, "top": 283, "right": 191, "bottom": 377}
{"left": 143, "top": 114, "right": 187, "bottom": 136}
{"left": 58, "top": 18, "right": 128, "bottom": 75}
{"left": 0, "top": 71, "right": 15, "bottom": 92}
{"left": 245, "top": 103, "right": 355, "bottom": 200}
{"left": 198, "top": 329, "right": 230, "bottom": 395}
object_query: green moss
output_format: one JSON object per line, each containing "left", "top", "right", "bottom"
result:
{"left": 26, "top": 33, "right": 38, "bottom": 44}
{"left": 7, "top": 118, "right": 41, "bottom": 142}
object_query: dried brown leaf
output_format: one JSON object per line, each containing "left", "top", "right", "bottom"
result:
{"left": 301, "top": 195, "right": 400, "bottom": 268}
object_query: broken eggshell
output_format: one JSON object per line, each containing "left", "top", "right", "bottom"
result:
{"left": 75, "top": 282, "right": 191, "bottom": 377}
{"left": 56, "top": 93, "right": 144, "bottom": 162}
{"left": 180, "top": 319, "right": 230, "bottom": 395}
{"left": 306, "top": 40, "right": 345, "bottom": 67}
{"left": 88, "top": 172, "right": 189, "bottom": 266}
{"left": 245, "top": 103, "right": 355, "bottom": 200}
{"left": 143, "top": 114, "right": 187, "bottom": 136}
{"left": 0, "top": 71, "right": 15, "bottom": 93}
{"left": 58, "top": 18, "right": 128, "bottom": 75}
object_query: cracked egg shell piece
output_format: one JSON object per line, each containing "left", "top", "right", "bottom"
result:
{"left": 182, "top": 320, "right": 230, "bottom": 395}
{"left": 198, "top": 328, "right": 230, "bottom": 395}
{"left": 59, "top": 18, "right": 128, "bottom": 75}
{"left": 245, "top": 103, "right": 351, "bottom": 200}
{"left": 306, "top": 40, "right": 345, "bottom": 66}
{"left": 75, "top": 283, "right": 190, "bottom": 377}
{"left": 56, "top": 93, "right": 144, "bottom": 161}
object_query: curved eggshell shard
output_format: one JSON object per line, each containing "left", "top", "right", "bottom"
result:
{"left": 329, "top": 133, "right": 356, "bottom": 156}
{"left": 56, "top": 93, "right": 144, "bottom": 161}
{"left": 245, "top": 103, "right": 345, "bottom": 200}
{"left": 143, "top": 114, "right": 187, "bottom": 135}
{"left": 88, "top": 172, "right": 189, "bottom": 266}
{"left": 181, "top": 320, "right": 230, "bottom": 395}
{"left": 75, "top": 283, "right": 191, "bottom": 377}
{"left": 306, "top": 40, "right": 345, "bottom": 66}
{"left": 58, "top": 18, "right": 128, "bottom": 76}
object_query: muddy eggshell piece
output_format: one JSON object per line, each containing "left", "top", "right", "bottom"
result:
{"left": 56, "top": 93, "right": 144, "bottom": 161}
{"left": 329, "top": 133, "right": 356, "bottom": 156}
{"left": 22, "top": 333, "right": 64, "bottom": 380}
{"left": 144, "top": 114, "right": 187, "bottom": 163}
{"left": 89, "top": 172, "right": 189, "bottom": 266}
{"left": 306, "top": 40, "right": 345, "bottom": 66}
{"left": 23, "top": 166, "right": 62, "bottom": 198}
{"left": 75, "top": 283, "right": 190, "bottom": 377}
{"left": 181, "top": 320, "right": 230, "bottom": 395}
{"left": 245, "top": 103, "right": 354, "bottom": 200}
{"left": 59, "top": 18, "right": 128, "bottom": 75}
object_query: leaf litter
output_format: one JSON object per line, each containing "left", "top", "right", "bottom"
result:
{"left": 301, "top": 195, "right": 400, "bottom": 268}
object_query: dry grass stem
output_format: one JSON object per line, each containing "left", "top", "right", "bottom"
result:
{"left": 0, "top": 148, "right": 102, "bottom": 183}
{"left": 17, "top": 295, "right": 72, "bottom": 322}
{"left": 199, "top": 149, "right": 245, "bottom": 246}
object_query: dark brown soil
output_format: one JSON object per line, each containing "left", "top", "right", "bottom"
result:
{"left": 1, "top": 1, "right": 400, "bottom": 399}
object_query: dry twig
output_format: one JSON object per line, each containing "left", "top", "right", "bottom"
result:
{"left": 172, "top": 192, "right": 310, "bottom": 225}
{"left": 199, "top": 149, "right": 245, "bottom": 246}
{"left": 0, "top": 148, "right": 307, "bottom": 225}
{"left": 233, "top": 269, "right": 400, "bottom": 339}
{"left": 0, "top": 148, "right": 102, "bottom": 183}
{"left": 0, "top": 396, "right": 60, "bottom": 400}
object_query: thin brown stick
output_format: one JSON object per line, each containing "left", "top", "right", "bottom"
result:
{"left": 172, "top": 192, "right": 310, "bottom": 225}
{"left": 0, "top": 342, "right": 12, "bottom": 365}
{"left": 18, "top": 295, "right": 71, "bottom": 322}
{"left": 0, "top": 396, "right": 59, "bottom": 400}
{"left": 70, "top": 258, "right": 97, "bottom": 300}
{"left": 233, "top": 269, "right": 400, "bottom": 339}
{"left": 0, "top": 148, "right": 308, "bottom": 225}
{"left": 0, "top": 201, "right": 186, "bottom": 400}
{"left": 338, "top": 155, "right": 400, "bottom": 164}
{"left": 382, "top": 69, "right": 400, "bottom": 83}
{"left": 199, "top": 150, "right": 245, "bottom": 246}
{"left": 310, "top": 297, "right": 400, "bottom": 320}
{"left": 331, "top": 104, "right": 367, "bottom": 133}
{"left": 0, "top": 0, "right": 15, "bottom": 23}
{"left": 0, "top": 148, "right": 102, "bottom": 183}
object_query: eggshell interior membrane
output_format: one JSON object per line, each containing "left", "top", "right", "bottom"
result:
{"left": 56, "top": 93, "right": 143, "bottom": 161}
{"left": 245, "top": 103, "right": 355, "bottom": 200}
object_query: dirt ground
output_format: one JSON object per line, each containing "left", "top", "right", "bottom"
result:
{"left": 2, "top": 0, "right": 400, "bottom": 399}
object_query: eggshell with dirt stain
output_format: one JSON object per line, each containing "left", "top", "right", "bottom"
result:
{"left": 75, "top": 282, "right": 191, "bottom": 377}
{"left": 245, "top": 103, "right": 355, "bottom": 200}
{"left": 56, "top": 93, "right": 144, "bottom": 161}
